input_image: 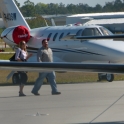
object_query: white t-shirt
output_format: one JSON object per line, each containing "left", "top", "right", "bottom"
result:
{"left": 15, "top": 48, "right": 27, "bottom": 61}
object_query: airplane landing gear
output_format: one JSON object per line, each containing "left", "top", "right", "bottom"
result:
{"left": 98, "top": 73, "right": 114, "bottom": 82}
{"left": 106, "top": 74, "right": 114, "bottom": 82}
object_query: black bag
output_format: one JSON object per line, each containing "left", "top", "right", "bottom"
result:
{"left": 12, "top": 72, "right": 28, "bottom": 85}
{"left": 9, "top": 50, "right": 21, "bottom": 61}
{"left": 9, "top": 53, "right": 16, "bottom": 61}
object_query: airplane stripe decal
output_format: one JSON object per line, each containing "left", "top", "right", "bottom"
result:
{"left": 15, "top": 46, "right": 105, "bottom": 56}
{"left": 52, "top": 48, "right": 105, "bottom": 56}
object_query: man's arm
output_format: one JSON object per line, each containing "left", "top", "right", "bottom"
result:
{"left": 37, "top": 48, "right": 42, "bottom": 62}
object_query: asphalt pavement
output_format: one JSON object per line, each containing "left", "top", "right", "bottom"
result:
{"left": 0, "top": 81, "right": 124, "bottom": 124}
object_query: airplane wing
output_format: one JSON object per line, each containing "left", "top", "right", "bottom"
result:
{"left": 0, "top": 62, "right": 124, "bottom": 74}
{"left": 62, "top": 34, "right": 124, "bottom": 41}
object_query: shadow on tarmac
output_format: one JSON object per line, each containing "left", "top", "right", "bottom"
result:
{"left": 0, "top": 94, "right": 50, "bottom": 98}
{"left": 0, "top": 96, "right": 19, "bottom": 98}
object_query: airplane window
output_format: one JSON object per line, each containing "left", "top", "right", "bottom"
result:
{"left": 100, "top": 27, "right": 113, "bottom": 36}
{"left": 82, "top": 28, "right": 94, "bottom": 36}
{"left": 53, "top": 33, "right": 58, "bottom": 41}
{"left": 82, "top": 28, "right": 102, "bottom": 36}
{"left": 94, "top": 28, "right": 101, "bottom": 36}
{"left": 59, "top": 33, "right": 64, "bottom": 40}
{"left": 64, "top": 33, "right": 70, "bottom": 41}
{"left": 47, "top": 33, "right": 52, "bottom": 41}
{"left": 67, "top": 32, "right": 70, "bottom": 35}
{"left": 76, "top": 29, "right": 82, "bottom": 36}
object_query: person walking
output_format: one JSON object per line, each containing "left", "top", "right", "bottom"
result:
{"left": 31, "top": 39, "right": 61, "bottom": 95}
{"left": 15, "top": 41, "right": 32, "bottom": 96}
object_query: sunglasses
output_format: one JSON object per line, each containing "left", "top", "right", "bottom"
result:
{"left": 22, "top": 42, "right": 26, "bottom": 45}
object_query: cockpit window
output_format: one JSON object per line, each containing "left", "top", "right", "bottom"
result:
{"left": 82, "top": 28, "right": 102, "bottom": 36}
{"left": 100, "top": 27, "right": 113, "bottom": 36}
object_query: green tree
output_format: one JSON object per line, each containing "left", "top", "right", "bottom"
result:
{"left": 24, "top": 0, "right": 34, "bottom": 6}
{"left": 20, "top": 0, "right": 35, "bottom": 17}
{"left": 14, "top": 0, "right": 20, "bottom": 8}
{"left": 94, "top": 4, "right": 103, "bottom": 12}
{"left": 113, "top": 0, "right": 123, "bottom": 11}
{"left": 103, "top": 2, "right": 114, "bottom": 12}
{"left": 35, "top": 3, "right": 48, "bottom": 15}
{"left": 26, "top": 15, "right": 51, "bottom": 28}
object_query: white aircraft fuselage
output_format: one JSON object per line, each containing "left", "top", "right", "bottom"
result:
{"left": 1, "top": 25, "right": 124, "bottom": 63}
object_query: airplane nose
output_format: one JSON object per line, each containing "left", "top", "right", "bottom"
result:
{"left": 1, "top": 28, "right": 13, "bottom": 38}
{"left": 1, "top": 25, "right": 30, "bottom": 45}
{"left": 110, "top": 43, "right": 124, "bottom": 63}
{"left": 1, "top": 26, "right": 15, "bottom": 45}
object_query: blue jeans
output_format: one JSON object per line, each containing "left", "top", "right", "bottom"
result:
{"left": 32, "top": 71, "right": 58, "bottom": 93}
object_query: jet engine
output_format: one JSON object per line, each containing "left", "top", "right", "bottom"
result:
{"left": 1, "top": 25, "right": 30, "bottom": 45}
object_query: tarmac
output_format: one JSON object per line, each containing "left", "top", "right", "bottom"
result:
{"left": 0, "top": 81, "right": 124, "bottom": 124}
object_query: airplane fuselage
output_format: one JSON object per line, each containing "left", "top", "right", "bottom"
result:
{"left": 2, "top": 25, "right": 124, "bottom": 63}
{"left": 23, "top": 25, "right": 124, "bottom": 63}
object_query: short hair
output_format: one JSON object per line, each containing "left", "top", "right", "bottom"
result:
{"left": 42, "top": 39, "right": 47, "bottom": 44}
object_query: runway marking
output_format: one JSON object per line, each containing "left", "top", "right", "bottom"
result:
{"left": 25, "top": 112, "right": 49, "bottom": 117}
{"left": 89, "top": 93, "right": 124, "bottom": 123}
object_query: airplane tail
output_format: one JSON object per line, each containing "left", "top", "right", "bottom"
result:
{"left": 51, "top": 18, "right": 56, "bottom": 26}
{"left": 0, "top": 0, "right": 30, "bottom": 30}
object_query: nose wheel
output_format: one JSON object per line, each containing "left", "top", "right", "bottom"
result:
{"left": 98, "top": 73, "right": 114, "bottom": 82}
{"left": 106, "top": 74, "right": 114, "bottom": 82}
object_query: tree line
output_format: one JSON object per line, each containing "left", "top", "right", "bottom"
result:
{"left": 13, "top": 0, "right": 124, "bottom": 28}
{"left": 15, "top": 0, "right": 124, "bottom": 16}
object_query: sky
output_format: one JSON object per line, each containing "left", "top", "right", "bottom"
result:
{"left": 17, "top": 0, "right": 115, "bottom": 7}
